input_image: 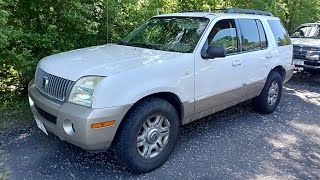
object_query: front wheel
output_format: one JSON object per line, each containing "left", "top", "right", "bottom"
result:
{"left": 114, "top": 97, "right": 180, "bottom": 174}
{"left": 308, "top": 71, "right": 318, "bottom": 76}
{"left": 252, "top": 71, "right": 283, "bottom": 114}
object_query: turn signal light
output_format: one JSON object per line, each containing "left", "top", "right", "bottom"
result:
{"left": 91, "top": 120, "right": 116, "bottom": 129}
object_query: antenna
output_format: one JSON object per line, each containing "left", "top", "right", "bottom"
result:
{"left": 107, "top": 0, "right": 109, "bottom": 44}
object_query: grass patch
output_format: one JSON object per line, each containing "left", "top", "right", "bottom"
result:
{"left": 0, "top": 96, "right": 33, "bottom": 132}
{"left": 0, "top": 150, "right": 10, "bottom": 180}
{"left": 0, "top": 95, "right": 32, "bottom": 180}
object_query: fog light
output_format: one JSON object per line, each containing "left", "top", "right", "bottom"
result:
{"left": 63, "top": 119, "right": 75, "bottom": 135}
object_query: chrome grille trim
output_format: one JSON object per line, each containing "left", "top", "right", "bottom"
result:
{"left": 35, "top": 68, "right": 74, "bottom": 101}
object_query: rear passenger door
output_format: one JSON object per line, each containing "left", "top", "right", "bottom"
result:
{"left": 237, "top": 19, "right": 272, "bottom": 95}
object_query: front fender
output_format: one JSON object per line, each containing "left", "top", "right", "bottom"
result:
{"left": 92, "top": 55, "right": 194, "bottom": 109}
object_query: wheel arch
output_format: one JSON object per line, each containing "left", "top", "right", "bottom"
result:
{"left": 126, "top": 92, "right": 184, "bottom": 124}
{"left": 270, "top": 65, "right": 286, "bottom": 82}
{"left": 111, "top": 92, "right": 184, "bottom": 146}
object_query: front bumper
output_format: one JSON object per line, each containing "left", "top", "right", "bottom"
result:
{"left": 293, "top": 59, "right": 320, "bottom": 72}
{"left": 28, "top": 82, "right": 132, "bottom": 152}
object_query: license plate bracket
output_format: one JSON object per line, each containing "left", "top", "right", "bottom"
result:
{"left": 293, "top": 59, "right": 304, "bottom": 66}
{"left": 35, "top": 117, "right": 48, "bottom": 135}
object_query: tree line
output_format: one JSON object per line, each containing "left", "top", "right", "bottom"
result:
{"left": 0, "top": 0, "right": 319, "bottom": 106}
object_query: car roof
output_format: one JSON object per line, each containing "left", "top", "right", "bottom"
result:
{"left": 299, "top": 23, "right": 320, "bottom": 26}
{"left": 154, "top": 12, "right": 280, "bottom": 21}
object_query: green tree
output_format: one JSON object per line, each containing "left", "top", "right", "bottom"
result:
{"left": 1, "top": 0, "right": 320, "bottom": 108}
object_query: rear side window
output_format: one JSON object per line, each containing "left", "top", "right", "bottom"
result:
{"left": 268, "top": 20, "right": 291, "bottom": 46}
{"left": 238, "top": 19, "right": 267, "bottom": 52}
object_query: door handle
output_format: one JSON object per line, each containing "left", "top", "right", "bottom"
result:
{"left": 266, "top": 53, "right": 273, "bottom": 59}
{"left": 232, "top": 60, "right": 242, "bottom": 66}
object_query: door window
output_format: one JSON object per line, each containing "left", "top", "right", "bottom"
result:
{"left": 239, "top": 19, "right": 266, "bottom": 52}
{"left": 203, "top": 19, "right": 239, "bottom": 55}
{"left": 256, "top": 20, "right": 268, "bottom": 49}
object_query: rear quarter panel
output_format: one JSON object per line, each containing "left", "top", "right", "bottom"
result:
{"left": 262, "top": 18, "right": 293, "bottom": 72}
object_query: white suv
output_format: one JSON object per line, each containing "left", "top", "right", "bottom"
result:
{"left": 28, "top": 9, "right": 294, "bottom": 173}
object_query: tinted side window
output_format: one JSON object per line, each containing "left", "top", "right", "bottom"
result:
{"left": 268, "top": 20, "right": 291, "bottom": 46}
{"left": 238, "top": 19, "right": 261, "bottom": 52}
{"left": 256, "top": 20, "right": 267, "bottom": 49}
{"left": 207, "top": 19, "right": 239, "bottom": 55}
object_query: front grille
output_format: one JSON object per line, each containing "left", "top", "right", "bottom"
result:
{"left": 305, "top": 61, "right": 320, "bottom": 66}
{"left": 35, "top": 68, "right": 74, "bottom": 101}
{"left": 34, "top": 104, "right": 57, "bottom": 124}
{"left": 293, "top": 45, "right": 320, "bottom": 60}
{"left": 293, "top": 45, "right": 307, "bottom": 59}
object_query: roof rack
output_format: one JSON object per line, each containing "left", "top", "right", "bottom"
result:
{"left": 224, "top": 8, "right": 274, "bottom": 16}
{"left": 181, "top": 9, "right": 225, "bottom": 13}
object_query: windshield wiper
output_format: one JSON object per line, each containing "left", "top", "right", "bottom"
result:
{"left": 119, "top": 41, "right": 162, "bottom": 50}
{"left": 118, "top": 41, "right": 128, "bottom": 45}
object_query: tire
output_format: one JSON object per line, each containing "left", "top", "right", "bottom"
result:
{"left": 114, "top": 97, "right": 180, "bottom": 174}
{"left": 252, "top": 71, "right": 283, "bottom": 114}
{"left": 308, "top": 71, "right": 318, "bottom": 76}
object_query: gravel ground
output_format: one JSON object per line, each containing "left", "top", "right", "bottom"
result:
{"left": 1, "top": 72, "right": 320, "bottom": 180}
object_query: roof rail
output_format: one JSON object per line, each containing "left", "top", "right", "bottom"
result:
{"left": 224, "top": 8, "right": 274, "bottom": 16}
{"left": 181, "top": 10, "right": 206, "bottom": 13}
{"left": 181, "top": 9, "right": 225, "bottom": 13}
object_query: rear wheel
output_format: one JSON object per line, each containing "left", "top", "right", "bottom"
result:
{"left": 114, "top": 97, "right": 180, "bottom": 174}
{"left": 252, "top": 71, "right": 283, "bottom": 114}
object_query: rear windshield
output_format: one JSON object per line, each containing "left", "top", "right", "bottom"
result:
{"left": 267, "top": 20, "right": 291, "bottom": 46}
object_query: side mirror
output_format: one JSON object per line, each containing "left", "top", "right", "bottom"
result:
{"left": 202, "top": 45, "right": 226, "bottom": 59}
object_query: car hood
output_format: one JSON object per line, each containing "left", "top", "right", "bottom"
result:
{"left": 291, "top": 38, "right": 320, "bottom": 47}
{"left": 38, "top": 44, "right": 183, "bottom": 81}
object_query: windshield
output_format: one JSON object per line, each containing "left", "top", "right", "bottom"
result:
{"left": 119, "top": 17, "right": 210, "bottom": 53}
{"left": 291, "top": 25, "right": 320, "bottom": 39}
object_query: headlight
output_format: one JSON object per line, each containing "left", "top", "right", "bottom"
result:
{"left": 68, "top": 76, "right": 104, "bottom": 107}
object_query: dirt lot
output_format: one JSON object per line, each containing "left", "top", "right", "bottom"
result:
{"left": 1, "top": 73, "right": 320, "bottom": 180}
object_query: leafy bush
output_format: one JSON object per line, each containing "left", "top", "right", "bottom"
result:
{"left": 1, "top": 0, "right": 320, "bottom": 109}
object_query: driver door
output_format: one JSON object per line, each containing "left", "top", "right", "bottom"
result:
{"left": 193, "top": 18, "right": 245, "bottom": 119}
